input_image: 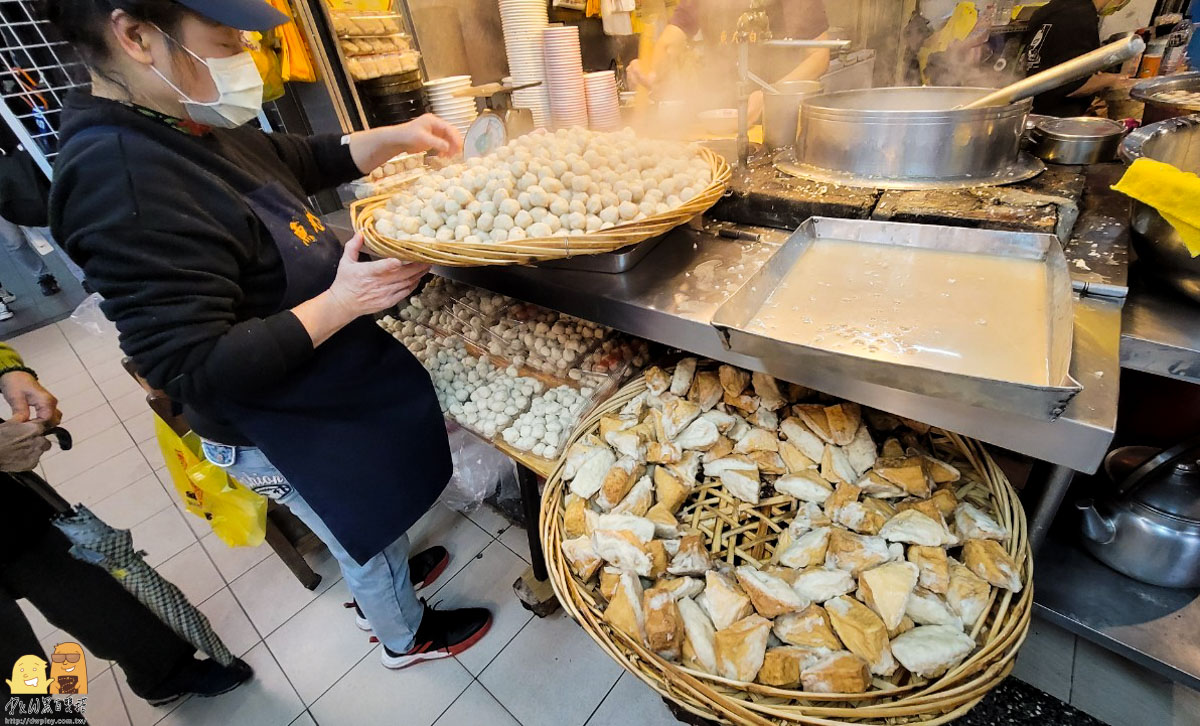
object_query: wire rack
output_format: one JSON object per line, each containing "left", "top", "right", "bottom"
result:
{"left": 0, "top": 0, "right": 87, "bottom": 179}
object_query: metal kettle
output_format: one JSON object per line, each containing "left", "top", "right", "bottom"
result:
{"left": 1076, "top": 435, "right": 1200, "bottom": 588}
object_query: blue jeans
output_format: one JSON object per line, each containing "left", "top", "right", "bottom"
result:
{"left": 201, "top": 440, "right": 425, "bottom": 652}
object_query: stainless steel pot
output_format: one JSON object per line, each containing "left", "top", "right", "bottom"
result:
{"left": 1131, "top": 72, "right": 1200, "bottom": 125}
{"left": 793, "top": 87, "right": 1037, "bottom": 188}
{"left": 1120, "top": 115, "right": 1200, "bottom": 304}
{"left": 1029, "top": 117, "right": 1124, "bottom": 165}
{"left": 1077, "top": 435, "right": 1200, "bottom": 589}
{"left": 761, "top": 80, "right": 822, "bottom": 151}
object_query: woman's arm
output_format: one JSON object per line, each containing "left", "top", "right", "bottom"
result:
{"left": 347, "top": 114, "right": 463, "bottom": 175}
{"left": 264, "top": 114, "right": 462, "bottom": 196}
{"left": 778, "top": 32, "right": 833, "bottom": 84}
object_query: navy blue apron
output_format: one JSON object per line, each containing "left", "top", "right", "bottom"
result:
{"left": 214, "top": 180, "right": 452, "bottom": 565}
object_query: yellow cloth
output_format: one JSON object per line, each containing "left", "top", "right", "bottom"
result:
{"left": 918, "top": 2, "right": 978, "bottom": 85}
{"left": 1112, "top": 157, "right": 1200, "bottom": 257}
{"left": 269, "top": 0, "right": 317, "bottom": 83}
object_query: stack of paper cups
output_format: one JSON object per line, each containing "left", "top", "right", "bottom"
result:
{"left": 498, "top": 0, "right": 551, "bottom": 128}
{"left": 583, "top": 71, "right": 620, "bottom": 131}
{"left": 543, "top": 25, "right": 588, "bottom": 129}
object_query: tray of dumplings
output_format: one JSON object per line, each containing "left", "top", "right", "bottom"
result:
{"left": 543, "top": 359, "right": 1031, "bottom": 723}
{"left": 381, "top": 281, "right": 651, "bottom": 466}
{"left": 330, "top": 10, "right": 405, "bottom": 36}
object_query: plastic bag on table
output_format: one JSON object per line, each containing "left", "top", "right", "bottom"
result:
{"left": 440, "top": 421, "right": 518, "bottom": 513}
{"left": 69, "top": 292, "right": 114, "bottom": 338}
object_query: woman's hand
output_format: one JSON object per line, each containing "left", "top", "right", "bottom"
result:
{"left": 328, "top": 233, "right": 431, "bottom": 317}
{"left": 349, "top": 114, "right": 464, "bottom": 174}
{"left": 0, "top": 371, "right": 61, "bottom": 427}
{"left": 0, "top": 419, "right": 50, "bottom": 472}
{"left": 291, "top": 233, "right": 430, "bottom": 347}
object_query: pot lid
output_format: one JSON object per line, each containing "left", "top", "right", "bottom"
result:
{"left": 1123, "top": 450, "right": 1200, "bottom": 522}
{"left": 1035, "top": 117, "right": 1124, "bottom": 142}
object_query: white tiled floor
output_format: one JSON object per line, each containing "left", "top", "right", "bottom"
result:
{"left": 5, "top": 320, "right": 684, "bottom": 726}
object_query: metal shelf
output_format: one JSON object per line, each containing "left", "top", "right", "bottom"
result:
{"left": 1033, "top": 529, "right": 1200, "bottom": 691}
{"left": 1120, "top": 283, "right": 1200, "bottom": 384}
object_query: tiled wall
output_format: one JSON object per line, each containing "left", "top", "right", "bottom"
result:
{"left": 1013, "top": 615, "right": 1200, "bottom": 726}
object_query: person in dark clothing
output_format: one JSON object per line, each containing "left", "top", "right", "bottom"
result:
{"left": 1023, "top": 0, "right": 1134, "bottom": 116}
{"left": 0, "top": 341, "right": 253, "bottom": 708}
{"left": 626, "top": 0, "right": 831, "bottom": 121}
{"left": 45, "top": 0, "right": 491, "bottom": 670}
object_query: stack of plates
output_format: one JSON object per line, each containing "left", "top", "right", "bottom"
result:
{"left": 499, "top": 0, "right": 551, "bottom": 128}
{"left": 425, "top": 75, "right": 477, "bottom": 137}
{"left": 543, "top": 25, "right": 587, "bottom": 129}
{"left": 583, "top": 71, "right": 620, "bottom": 131}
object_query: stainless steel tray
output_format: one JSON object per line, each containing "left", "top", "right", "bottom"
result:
{"left": 535, "top": 234, "right": 665, "bottom": 274}
{"left": 711, "top": 217, "right": 1082, "bottom": 420}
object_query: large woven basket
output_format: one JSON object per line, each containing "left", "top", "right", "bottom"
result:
{"left": 351, "top": 147, "right": 731, "bottom": 267}
{"left": 540, "top": 375, "right": 1034, "bottom": 726}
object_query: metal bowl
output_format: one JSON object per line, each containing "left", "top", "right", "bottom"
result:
{"left": 1030, "top": 117, "right": 1124, "bottom": 165}
{"left": 1120, "top": 115, "right": 1200, "bottom": 304}
{"left": 1131, "top": 72, "right": 1200, "bottom": 125}
{"left": 794, "top": 87, "right": 1035, "bottom": 187}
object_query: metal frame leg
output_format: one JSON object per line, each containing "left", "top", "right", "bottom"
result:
{"left": 1027, "top": 464, "right": 1077, "bottom": 552}
{"left": 517, "top": 464, "right": 549, "bottom": 581}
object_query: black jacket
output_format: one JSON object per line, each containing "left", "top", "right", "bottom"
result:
{"left": 49, "top": 93, "right": 362, "bottom": 444}
{"left": 1024, "top": 0, "right": 1101, "bottom": 117}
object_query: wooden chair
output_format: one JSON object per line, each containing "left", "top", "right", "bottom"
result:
{"left": 122, "top": 358, "right": 325, "bottom": 590}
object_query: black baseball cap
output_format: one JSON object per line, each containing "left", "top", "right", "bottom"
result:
{"left": 174, "top": 0, "right": 290, "bottom": 31}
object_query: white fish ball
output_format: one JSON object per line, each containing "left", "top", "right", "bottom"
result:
{"left": 498, "top": 198, "right": 521, "bottom": 217}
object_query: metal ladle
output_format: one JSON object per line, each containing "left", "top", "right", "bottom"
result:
{"left": 960, "top": 35, "right": 1146, "bottom": 110}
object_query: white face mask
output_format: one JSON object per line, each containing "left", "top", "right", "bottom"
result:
{"left": 150, "top": 31, "right": 264, "bottom": 128}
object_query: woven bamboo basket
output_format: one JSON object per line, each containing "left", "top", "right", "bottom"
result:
{"left": 351, "top": 147, "right": 731, "bottom": 267}
{"left": 540, "top": 374, "right": 1034, "bottom": 726}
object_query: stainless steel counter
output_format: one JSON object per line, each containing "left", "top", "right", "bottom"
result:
{"left": 439, "top": 220, "right": 1122, "bottom": 474}
{"left": 1121, "top": 285, "right": 1200, "bottom": 385}
{"left": 1035, "top": 529, "right": 1200, "bottom": 690}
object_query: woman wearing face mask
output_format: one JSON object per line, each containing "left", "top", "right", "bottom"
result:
{"left": 47, "top": 0, "right": 492, "bottom": 671}
{"left": 1023, "top": 0, "right": 1136, "bottom": 116}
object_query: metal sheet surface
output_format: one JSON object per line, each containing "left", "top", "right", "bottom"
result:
{"left": 712, "top": 217, "right": 1081, "bottom": 419}
{"left": 436, "top": 224, "right": 1120, "bottom": 473}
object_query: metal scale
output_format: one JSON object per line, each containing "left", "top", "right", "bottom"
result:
{"left": 453, "top": 81, "right": 543, "bottom": 158}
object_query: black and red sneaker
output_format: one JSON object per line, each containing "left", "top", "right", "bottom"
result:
{"left": 345, "top": 545, "right": 451, "bottom": 631}
{"left": 409, "top": 545, "right": 451, "bottom": 591}
{"left": 379, "top": 601, "right": 492, "bottom": 670}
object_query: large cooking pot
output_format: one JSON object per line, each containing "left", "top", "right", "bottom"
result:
{"left": 1120, "top": 114, "right": 1200, "bottom": 304}
{"left": 1131, "top": 72, "right": 1200, "bottom": 125}
{"left": 789, "top": 87, "right": 1039, "bottom": 189}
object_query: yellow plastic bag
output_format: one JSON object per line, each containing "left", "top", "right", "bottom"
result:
{"left": 155, "top": 416, "right": 268, "bottom": 548}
